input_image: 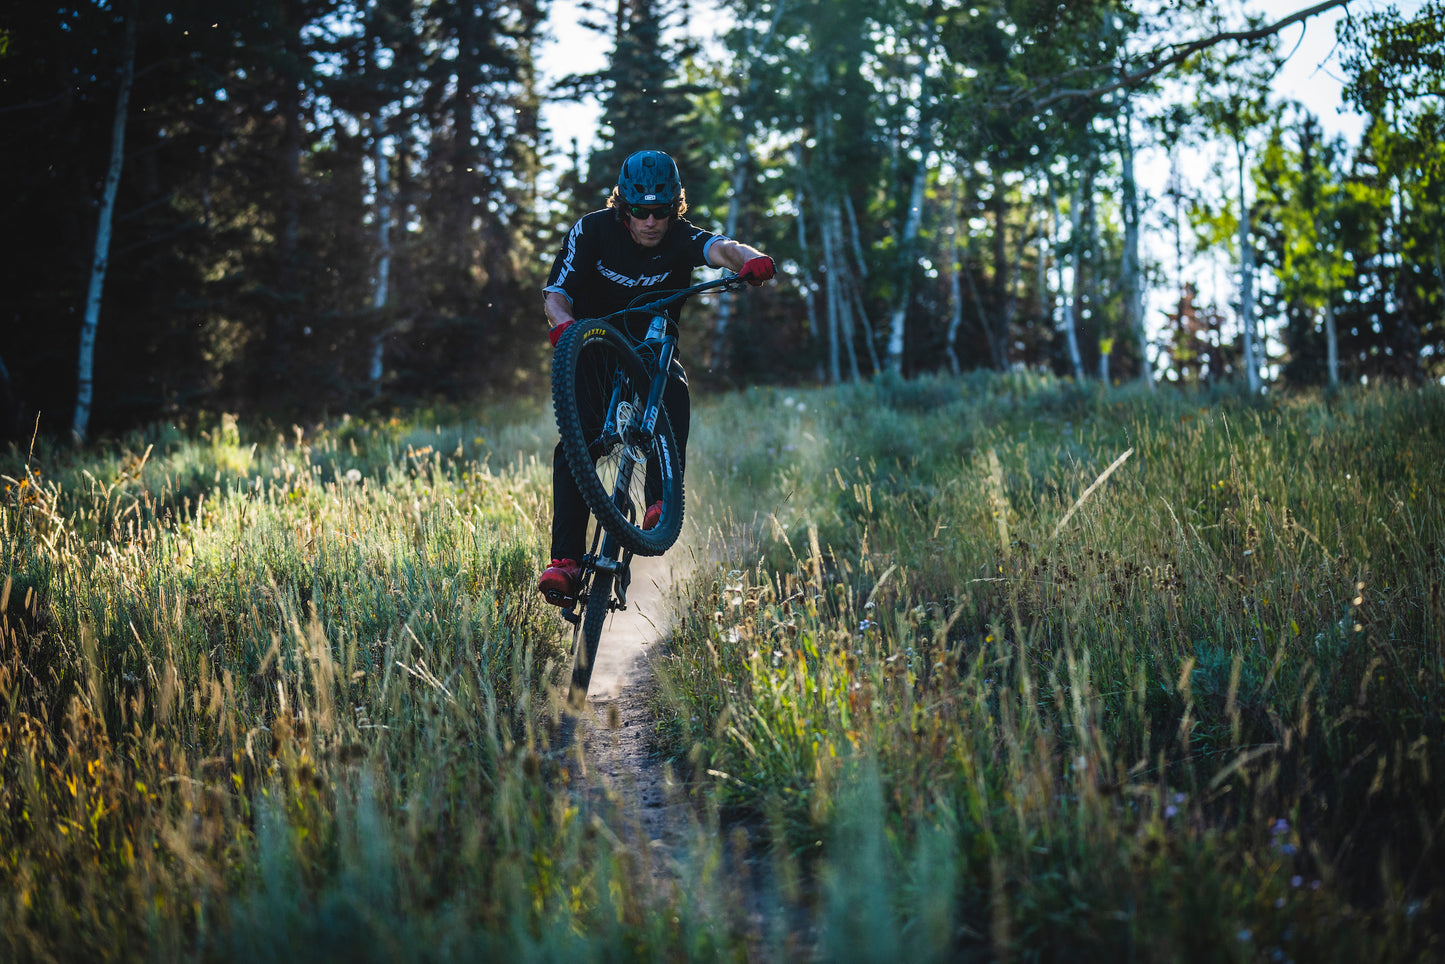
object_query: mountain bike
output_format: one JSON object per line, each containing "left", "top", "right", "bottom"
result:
{"left": 547, "top": 274, "right": 748, "bottom": 705}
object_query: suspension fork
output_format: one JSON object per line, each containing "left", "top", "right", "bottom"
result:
{"left": 639, "top": 336, "right": 676, "bottom": 440}
{"left": 598, "top": 371, "right": 628, "bottom": 448}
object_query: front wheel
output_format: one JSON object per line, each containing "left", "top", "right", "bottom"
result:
{"left": 568, "top": 567, "right": 613, "bottom": 707}
{"left": 552, "top": 320, "right": 685, "bottom": 556}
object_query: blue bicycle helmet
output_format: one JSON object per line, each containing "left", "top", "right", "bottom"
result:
{"left": 617, "top": 150, "right": 682, "bottom": 206}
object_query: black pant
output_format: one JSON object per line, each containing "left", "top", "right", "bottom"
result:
{"left": 550, "top": 359, "right": 689, "bottom": 561}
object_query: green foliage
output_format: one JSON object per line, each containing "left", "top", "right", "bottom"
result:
{"left": 0, "top": 406, "right": 745, "bottom": 960}
{"left": 9, "top": 0, "right": 1445, "bottom": 439}
{"left": 660, "top": 374, "right": 1445, "bottom": 959}
{"left": 0, "top": 0, "right": 550, "bottom": 440}
{"left": 1343, "top": 0, "right": 1445, "bottom": 120}
{"left": 4, "top": 379, "right": 1445, "bottom": 958}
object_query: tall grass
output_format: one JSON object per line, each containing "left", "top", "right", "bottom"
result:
{"left": 1, "top": 408, "right": 742, "bottom": 961}
{"left": 662, "top": 374, "right": 1445, "bottom": 960}
{"left": 5, "top": 378, "right": 1442, "bottom": 960}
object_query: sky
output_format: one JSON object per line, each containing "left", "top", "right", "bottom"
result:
{"left": 1253, "top": 0, "right": 1390, "bottom": 141}
{"left": 535, "top": 0, "right": 1421, "bottom": 162}
{"left": 536, "top": 0, "right": 612, "bottom": 165}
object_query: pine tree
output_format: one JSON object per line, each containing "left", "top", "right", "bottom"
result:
{"left": 581, "top": 0, "right": 702, "bottom": 205}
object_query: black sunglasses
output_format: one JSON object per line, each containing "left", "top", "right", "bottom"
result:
{"left": 627, "top": 203, "right": 676, "bottom": 221}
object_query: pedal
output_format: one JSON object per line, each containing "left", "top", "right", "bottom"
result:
{"left": 543, "top": 587, "right": 578, "bottom": 608}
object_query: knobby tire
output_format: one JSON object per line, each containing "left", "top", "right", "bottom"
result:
{"left": 569, "top": 568, "right": 614, "bottom": 703}
{"left": 552, "top": 320, "right": 685, "bottom": 556}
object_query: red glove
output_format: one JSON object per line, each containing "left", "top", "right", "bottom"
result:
{"left": 548, "top": 320, "right": 572, "bottom": 347}
{"left": 737, "top": 256, "right": 775, "bottom": 286}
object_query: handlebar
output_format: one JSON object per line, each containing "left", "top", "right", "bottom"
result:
{"left": 592, "top": 274, "right": 749, "bottom": 326}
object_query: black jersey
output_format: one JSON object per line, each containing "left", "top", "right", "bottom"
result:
{"left": 545, "top": 209, "right": 728, "bottom": 339}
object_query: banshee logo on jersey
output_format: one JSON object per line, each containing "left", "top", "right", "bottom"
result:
{"left": 598, "top": 263, "right": 671, "bottom": 288}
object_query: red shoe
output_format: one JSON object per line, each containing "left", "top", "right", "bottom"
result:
{"left": 538, "top": 558, "right": 581, "bottom": 605}
{"left": 642, "top": 501, "right": 663, "bottom": 530}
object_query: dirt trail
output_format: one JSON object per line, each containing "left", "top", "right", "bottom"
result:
{"left": 563, "top": 552, "right": 696, "bottom": 881}
{"left": 556, "top": 551, "right": 797, "bottom": 953}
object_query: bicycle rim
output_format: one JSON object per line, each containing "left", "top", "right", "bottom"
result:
{"left": 552, "top": 321, "right": 685, "bottom": 556}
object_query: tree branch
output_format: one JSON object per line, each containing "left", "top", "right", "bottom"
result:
{"left": 1017, "top": 0, "right": 1353, "bottom": 111}
{"left": 0, "top": 93, "right": 69, "bottom": 116}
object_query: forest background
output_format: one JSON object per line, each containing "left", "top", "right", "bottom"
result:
{"left": 1, "top": 0, "right": 1442, "bottom": 444}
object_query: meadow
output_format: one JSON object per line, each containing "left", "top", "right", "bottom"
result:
{"left": 2, "top": 375, "right": 1442, "bottom": 961}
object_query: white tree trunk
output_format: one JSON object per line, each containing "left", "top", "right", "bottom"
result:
{"left": 844, "top": 193, "right": 869, "bottom": 280}
{"left": 792, "top": 152, "right": 822, "bottom": 372}
{"left": 710, "top": 161, "right": 749, "bottom": 366}
{"left": 946, "top": 184, "right": 964, "bottom": 375}
{"left": 1047, "top": 177, "right": 1082, "bottom": 382}
{"left": 369, "top": 127, "right": 394, "bottom": 397}
{"left": 74, "top": 14, "right": 136, "bottom": 442}
{"left": 1064, "top": 174, "right": 1089, "bottom": 382}
{"left": 1324, "top": 298, "right": 1339, "bottom": 387}
{"left": 830, "top": 201, "right": 862, "bottom": 380}
{"left": 709, "top": 1, "right": 788, "bottom": 370}
{"left": 1037, "top": 223, "right": 1049, "bottom": 349}
{"left": 848, "top": 267, "right": 881, "bottom": 372}
{"left": 885, "top": 133, "right": 929, "bottom": 373}
{"left": 819, "top": 188, "right": 843, "bottom": 384}
{"left": 1236, "top": 141, "right": 1261, "bottom": 393}
{"left": 837, "top": 195, "right": 876, "bottom": 373}
{"left": 1119, "top": 98, "right": 1152, "bottom": 389}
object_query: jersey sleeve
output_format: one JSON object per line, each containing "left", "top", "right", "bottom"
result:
{"left": 682, "top": 221, "right": 729, "bottom": 269}
{"left": 544, "top": 217, "right": 591, "bottom": 303}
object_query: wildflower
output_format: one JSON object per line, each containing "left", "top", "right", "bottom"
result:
{"left": 1237, "top": 929, "right": 1252, "bottom": 943}
{"left": 1291, "top": 875, "right": 1303, "bottom": 888}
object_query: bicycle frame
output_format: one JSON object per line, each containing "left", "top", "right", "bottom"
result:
{"left": 596, "top": 275, "right": 739, "bottom": 451}
{"left": 557, "top": 275, "right": 744, "bottom": 631}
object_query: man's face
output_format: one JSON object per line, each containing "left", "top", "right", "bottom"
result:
{"left": 626, "top": 203, "right": 675, "bottom": 248}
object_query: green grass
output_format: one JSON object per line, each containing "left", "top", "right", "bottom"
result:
{"left": 0, "top": 406, "right": 740, "bottom": 961}
{"left": 3, "top": 377, "right": 1443, "bottom": 961}
{"left": 660, "top": 374, "right": 1445, "bottom": 961}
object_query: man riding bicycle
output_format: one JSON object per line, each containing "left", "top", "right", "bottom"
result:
{"left": 538, "top": 149, "right": 774, "bottom": 601}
